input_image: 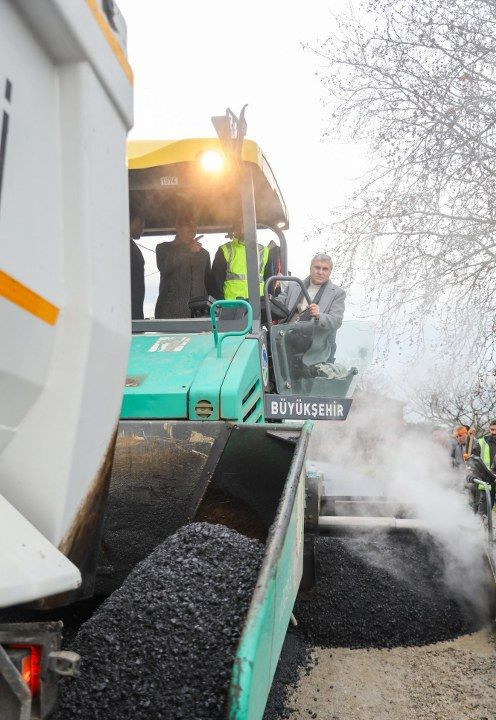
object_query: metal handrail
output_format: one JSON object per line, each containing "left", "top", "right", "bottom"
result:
{"left": 210, "top": 299, "right": 253, "bottom": 357}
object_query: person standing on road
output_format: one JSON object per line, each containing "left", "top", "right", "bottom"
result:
{"left": 449, "top": 426, "right": 470, "bottom": 469}
{"left": 472, "top": 421, "right": 496, "bottom": 470}
{"left": 465, "top": 422, "right": 495, "bottom": 512}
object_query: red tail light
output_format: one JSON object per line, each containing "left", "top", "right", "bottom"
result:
{"left": 8, "top": 644, "right": 42, "bottom": 695}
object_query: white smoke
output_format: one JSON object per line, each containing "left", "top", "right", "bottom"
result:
{"left": 308, "top": 397, "right": 491, "bottom": 613}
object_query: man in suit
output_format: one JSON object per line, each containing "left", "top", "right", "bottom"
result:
{"left": 277, "top": 253, "right": 345, "bottom": 365}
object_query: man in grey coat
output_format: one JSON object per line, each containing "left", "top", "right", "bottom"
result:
{"left": 277, "top": 253, "right": 346, "bottom": 367}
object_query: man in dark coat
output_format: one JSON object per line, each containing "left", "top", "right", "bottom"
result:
{"left": 129, "top": 200, "right": 145, "bottom": 320}
{"left": 155, "top": 205, "right": 211, "bottom": 319}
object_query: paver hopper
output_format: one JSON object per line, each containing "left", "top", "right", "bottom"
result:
{"left": 100, "top": 420, "right": 313, "bottom": 720}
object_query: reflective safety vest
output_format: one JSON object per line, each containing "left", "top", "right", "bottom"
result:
{"left": 221, "top": 236, "right": 269, "bottom": 300}
{"left": 479, "top": 437, "right": 492, "bottom": 468}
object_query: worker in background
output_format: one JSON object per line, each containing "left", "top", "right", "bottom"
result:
{"left": 450, "top": 425, "right": 470, "bottom": 469}
{"left": 155, "top": 203, "right": 211, "bottom": 319}
{"left": 466, "top": 422, "right": 495, "bottom": 511}
{"left": 277, "top": 253, "right": 346, "bottom": 365}
{"left": 129, "top": 196, "right": 145, "bottom": 320}
{"left": 472, "top": 420, "right": 496, "bottom": 470}
{"left": 209, "top": 220, "right": 274, "bottom": 300}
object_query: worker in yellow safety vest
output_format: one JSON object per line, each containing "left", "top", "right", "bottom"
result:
{"left": 209, "top": 222, "right": 274, "bottom": 300}
{"left": 473, "top": 420, "right": 496, "bottom": 471}
{"left": 470, "top": 420, "right": 496, "bottom": 511}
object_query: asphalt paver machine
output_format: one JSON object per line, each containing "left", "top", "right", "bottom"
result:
{"left": 115, "top": 110, "right": 495, "bottom": 717}
{"left": 97, "top": 79, "right": 496, "bottom": 720}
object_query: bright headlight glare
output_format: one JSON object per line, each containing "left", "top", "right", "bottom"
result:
{"left": 277, "top": 221, "right": 286, "bottom": 228}
{"left": 200, "top": 150, "right": 225, "bottom": 173}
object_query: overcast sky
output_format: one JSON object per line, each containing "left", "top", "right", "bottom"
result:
{"left": 118, "top": 0, "right": 366, "bottom": 316}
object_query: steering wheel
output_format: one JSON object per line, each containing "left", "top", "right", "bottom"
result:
{"left": 264, "top": 276, "right": 314, "bottom": 325}
{"left": 189, "top": 296, "right": 213, "bottom": 318}
{"left": 269, "top": 296, "right": 291, "bottom": 321}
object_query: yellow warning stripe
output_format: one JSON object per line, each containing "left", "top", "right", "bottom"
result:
{"left": 85, "top": 0, "right": 134, "bottom": 84}
{"left": 0, "top": 270, "right": 59, "bottom": 325}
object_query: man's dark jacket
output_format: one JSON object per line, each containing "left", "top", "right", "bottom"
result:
{"left": 155, "top": 238, "right": 211, "bottom": 319}
{"left": 130, "top": 239, "right": 145, "bottom": 320}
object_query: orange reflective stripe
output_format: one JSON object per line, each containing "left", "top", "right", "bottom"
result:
{"left": 85, "top": 0, "right": 134, "bottom": 84}
{"left": 0, "top": 270, "right": 59, "bottom": 325}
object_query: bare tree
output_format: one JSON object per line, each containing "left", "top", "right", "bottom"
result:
{"left": 314, "top": 0, "right": 496, "bottom": 364}
{"left": 406, "top": 370, "right": 496, "bottom": 430}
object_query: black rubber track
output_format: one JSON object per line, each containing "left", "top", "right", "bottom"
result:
{"left": 54, "top": 523, "right": 264, "bottom": 720}
{"left": 295, "top": 534, "right": 489, "bottom": 649}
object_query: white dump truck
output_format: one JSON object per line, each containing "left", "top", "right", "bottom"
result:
{"left": 0, "top": 1, "right": 133, "bottom": 716}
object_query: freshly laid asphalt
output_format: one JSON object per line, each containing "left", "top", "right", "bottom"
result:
{"left": 295, "top": 534, "right": 488, "bottom": 649}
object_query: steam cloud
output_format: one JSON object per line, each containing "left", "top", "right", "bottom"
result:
{"left": 308, "top": 398, "right": 491, "bottom": 615}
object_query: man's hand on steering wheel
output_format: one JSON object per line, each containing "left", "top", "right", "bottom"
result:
{"left": 308, "top": 303, "right": 320, "bottom": 319}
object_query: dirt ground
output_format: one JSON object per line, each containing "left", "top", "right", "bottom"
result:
{"left": 285, "top": 629, "right": 496, "bottom": 720}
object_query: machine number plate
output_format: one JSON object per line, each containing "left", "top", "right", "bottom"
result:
{"left": 265, "top": 394, "right": 352, "bottom": 421}
{"left": 160, "top": 176, "right": 178, "bottom": 186}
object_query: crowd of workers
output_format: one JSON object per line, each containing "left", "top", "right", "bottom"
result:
{"left": 448, "top": 423, "right": 496, "bottom": 470}
{"left": 445, "top": 423, "right": 496, "bottom": 514}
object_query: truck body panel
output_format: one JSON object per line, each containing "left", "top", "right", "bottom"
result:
{"left": 0, "top": 0, "right": 132, "bottom": 600}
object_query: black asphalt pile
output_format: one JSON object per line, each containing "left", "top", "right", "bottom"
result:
{"left": 295, "top": 534, "right": 488, "bottom": 649}
{"left": 263, "top": 629, "right": 313, "bottom": 720}
{"left": 54, "top": 522, "right": 264, "bottom": 720}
